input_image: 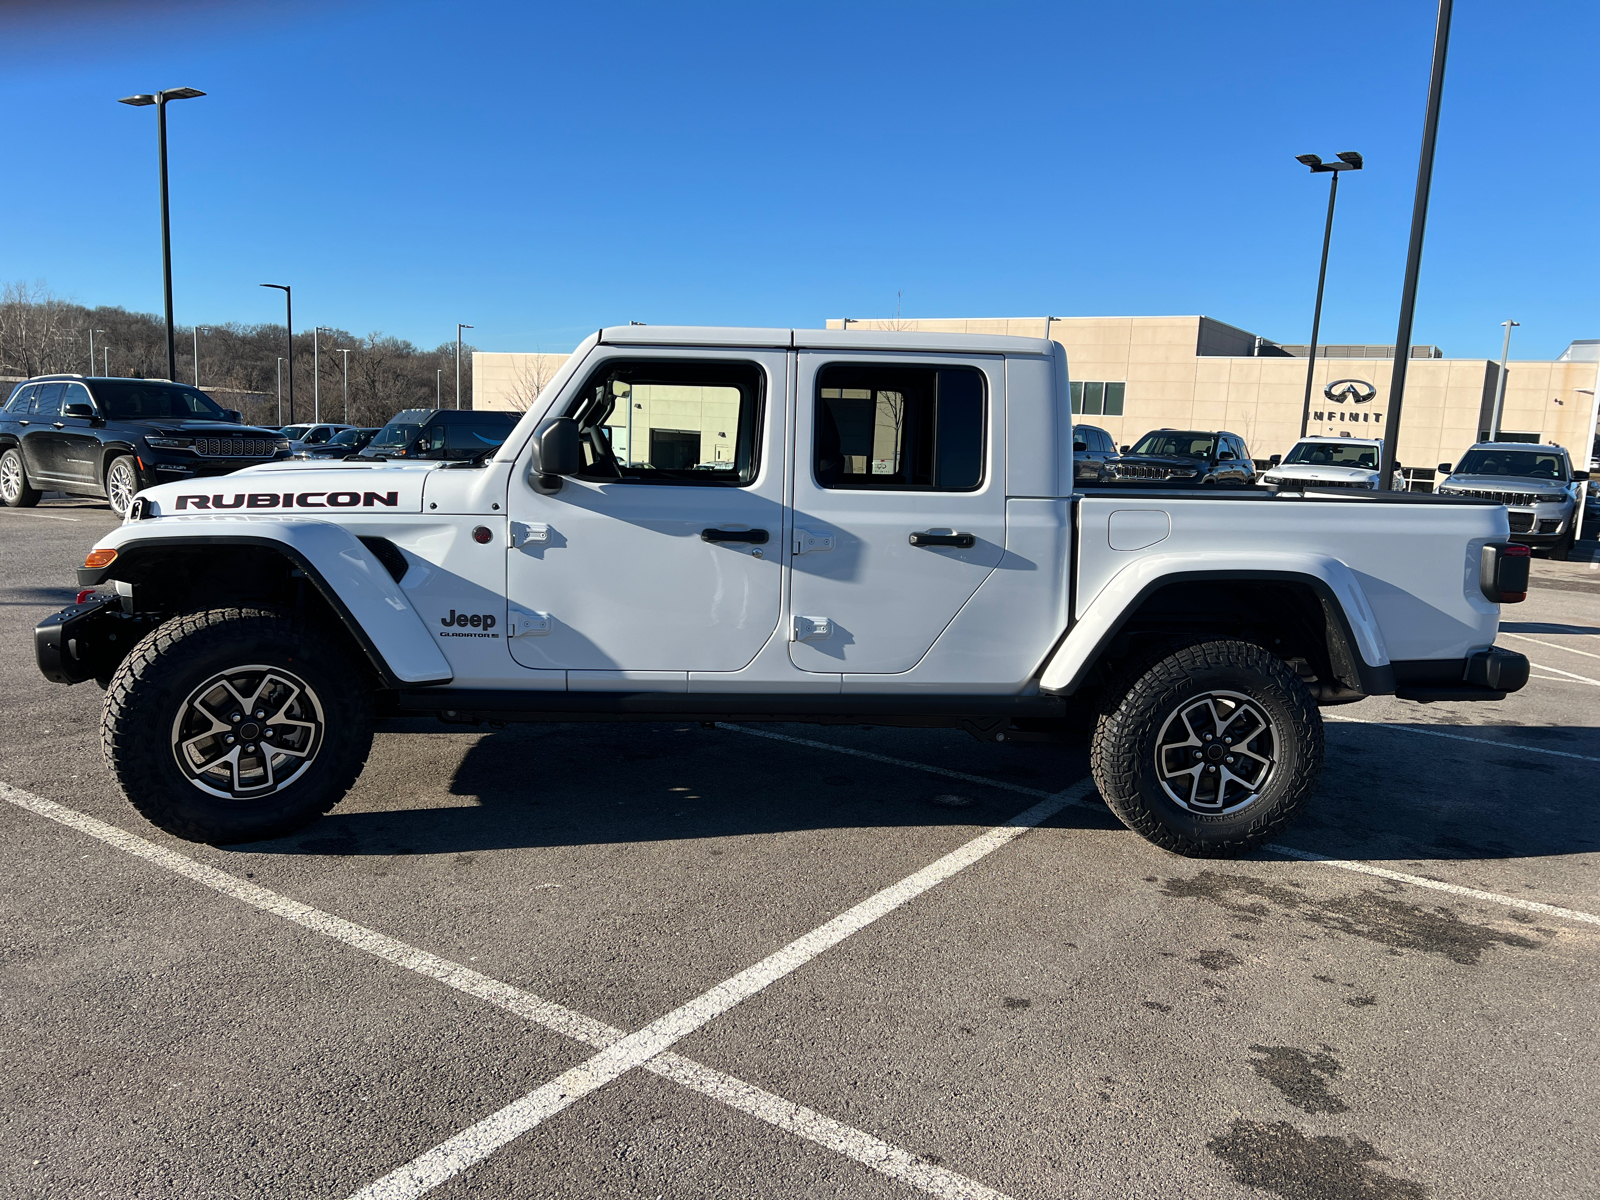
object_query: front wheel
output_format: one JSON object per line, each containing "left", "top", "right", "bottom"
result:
{"left": 1091, "top": 638, "right": 1323, "bottom": 857}
{"left": 104, "top": 454, "right": 140, "bottom": 518}
{"left": 103, "top": 607, "right": 375, "bottom": 844}
{"left": 1547, "top": 526, "right": 1574, "bottom": 562}
{"left": 1, "top": 447, "right": 41, "bottom": 507}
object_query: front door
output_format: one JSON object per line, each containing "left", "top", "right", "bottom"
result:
{"left": 506, "top": 349, "right": 789, "bottom": 676}
{"left": 55, "top": 382, "right": 103, "bottom": 486}
{"left": 788, "top": 351, "right": 1007, "bottom": 674}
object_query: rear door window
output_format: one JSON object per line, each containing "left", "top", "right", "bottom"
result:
{"left": 815, "top": 364, "right": 984, "bottom": 490}
{"left": 30, "top": 384, "right": 65, "bottom": 418}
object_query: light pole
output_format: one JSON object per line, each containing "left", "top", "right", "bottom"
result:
{"left": 1293, "top": 151, "right": 1363, "bottom": 439}
{"left": 102, "top": 347, "right": 111, "bottom": 376}
{"left": 260, "top": 284, "right": 293, "bottom": 423}
{"left": 1577, "top": 388, "right": 1597, "bottom": 540}
{"left": 1488, "top": 320, "right": 1520, "bottom": 441}
{"left": 335, "top": 347, "right": 351, "bottom": 422}
{"left": 116, "top": 86, "right": 205, "bottom": 383}
{"left": 276, "top": 356, "right": 285, "bottom": 425}
{"left": 89, "top": 329, "right": 106, "bottom": 375}
{"left": 456, "top": 323, "right": 473, "bottom": 409}
{"left": 1379, "top": 0, "right": 1454, "bottom": 492}
{"left": 436, "top": 369, "right": 442, "bottom": 405}
{"left": 191, "top": 324, "right": 210, "bottom": 386}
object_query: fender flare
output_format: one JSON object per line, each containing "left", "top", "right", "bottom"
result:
{"left": 1039, "top": 557, "right": 1393, "bottom": 697}
{"left": 79, "top": 519, "right": 454, "bottom": 689}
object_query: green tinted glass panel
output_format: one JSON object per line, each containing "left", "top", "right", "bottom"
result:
{"left": 1082, "top": 381, "right": 1104, "bottom": 416}
{"left": 1104, "top": 381, "right": 1125, "bottom": 416}
{"left": 1069, "top": 380, "right": 1083, "bottom": 414}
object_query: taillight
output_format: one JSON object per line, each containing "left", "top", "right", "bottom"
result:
{"left": 1480, "top": 542, "right": 1530, "bottom": 603}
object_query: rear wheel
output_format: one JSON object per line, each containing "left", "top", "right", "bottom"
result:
{"left": 1091, "top": 638, "right": 1323, "bottom": 857}
{"left": 103, "top": 607, "right": 374, "bottom": 844}
{"left": 105, "top": 454, "right": 140, "bottom": 518}
{"left": 1, "top": 447, "right": 41, "bottom": 507}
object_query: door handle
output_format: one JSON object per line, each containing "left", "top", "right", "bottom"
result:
{"left": 53, "top": 422, "right": 66, "bottom": 429}
{"left": 909, "top": 531, "right": 976, "bottom": 548}
{"left": 701, "top": 527, "right": 769, "bottom": 544}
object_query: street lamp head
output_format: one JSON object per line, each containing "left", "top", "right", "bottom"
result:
{"left": 161, "top": 87, "right": 206, "bottom": 101}
{"left": 1502, "top": 319, "right": 1521, "bottom": 328}
{"left": 1336, "top": 150, "right": 1364, "bottom": 169}
{"left": 118, "top": 94, "right": 157, "bottom": 107}
{"left": 260, "top": 282, "right": 289, "bottom": 292}
{"left": 1295, "top": 153, "right": 1323, "bottom": 168}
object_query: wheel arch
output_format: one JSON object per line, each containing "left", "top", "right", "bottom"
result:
{"left": 79, "top": 525, "right": 453, "bottom": 689}
{"left": 1041, "top": 566, "right": 1394, "bottom": 701}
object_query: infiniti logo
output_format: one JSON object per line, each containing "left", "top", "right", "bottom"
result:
{"left": 1324, "top": 378, "right": 1377, "bottom": 405}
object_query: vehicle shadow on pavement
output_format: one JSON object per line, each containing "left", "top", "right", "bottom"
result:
{"left": 1292, "top": 722, "right": 1600, "bottom": 863}
{"left": 240, "top": 720, "right": 1122, "bottom": 857}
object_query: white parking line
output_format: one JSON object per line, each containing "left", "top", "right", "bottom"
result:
{"left": 1, "top": 780, "right": 1028, "bottom": 1200}
{"left": 0, "top": 510, "right": 80, "bottom": 521}
{"left": 1527, "top": 661, "right": 1600, "bottom": 686}
{"left": 1501, "top": 631, "right": 1600, "bottom": 660}
{"left": 1322, "top": 714, "right": 1600, "bottom": 763}
{"left": 352, "top": 781, "right": 1093, "bottom": 1199}
{"left": 712, "top": 725, "right": 1600, "bottom": 927}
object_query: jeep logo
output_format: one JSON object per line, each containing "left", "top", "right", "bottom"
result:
{"left": 441, "top": 610, "right": 496, "bottom": 630}
{"left": 1323, "top": 379, "right": 1377, "bottom": 405}
{"left": 173, "top": 491, "right": 399, "bottom": 510}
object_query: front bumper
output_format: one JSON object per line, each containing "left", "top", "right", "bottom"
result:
{"left": 141, "top": 452, "right": 287, "bottom": 487}
{"left": 35, "top": 594, "right": 157, "bottom": 685}
{"left": 1504, "top": 505, "right": 1573, "bottom": 546}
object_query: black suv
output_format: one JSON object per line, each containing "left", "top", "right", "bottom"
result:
{"left": 0, "top": 376, "right": 289, "bottom": 517}
{"left": 1107, "top": 429, "right": 1256, "bottom": 486}
{"left": 356, "top": 408, "right": 519, "bottom": 462}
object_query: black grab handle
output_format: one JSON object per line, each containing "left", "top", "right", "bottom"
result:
{"left": 909, "top": 531, "right": 976, "bottom": 548}
{"left": 701, "top": 528, "right": 770, "bottom": 544}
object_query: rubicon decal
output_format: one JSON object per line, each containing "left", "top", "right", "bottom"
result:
{"left": 173, "top": 491, "right": 400, "bottom": 510}
{"left": 439, "top": 610, "right": 499, "bottom": 638}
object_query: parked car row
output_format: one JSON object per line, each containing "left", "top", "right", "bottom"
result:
{"left": 1075, "top": 423, "right": 1588, "bottom": 559}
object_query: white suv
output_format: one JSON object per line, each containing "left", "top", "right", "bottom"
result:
{"left": 1259, "top": 436, "right": 1403, "bottom": 491}
{"left": 1437, "top": 442, "right": 1587, "bottom": 560}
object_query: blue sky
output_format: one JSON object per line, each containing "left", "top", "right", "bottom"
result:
{"left": 3, "top": 0, "right": 1594, "bottom": 360}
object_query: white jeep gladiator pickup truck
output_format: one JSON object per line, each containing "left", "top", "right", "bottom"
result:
{"left": 36, "top": 326, "right": 1532, "bottom": 856}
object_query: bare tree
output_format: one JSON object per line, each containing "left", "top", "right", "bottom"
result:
{"left": 503, "top": 352, "right": 562, "bottom": 412}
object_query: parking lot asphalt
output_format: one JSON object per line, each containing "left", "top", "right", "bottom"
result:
{"left": 2, "top": 497, "right": 1597, "bottom": 1200}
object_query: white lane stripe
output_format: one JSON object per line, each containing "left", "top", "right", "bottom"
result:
{"left": 1528, "top": 661, "right": 1600, "bottom": 686}
{"left": 1501, "top": 631, "right": 1600, "bottom": 660}
{"left": 646, "top": 1053, "right": 1013, "bottom": 1200}
{"left": 0, "top": 782, "right": 1018, "bottom": 1200}
{"left": 728, "top": 730, "right": 1600, "bottom": 928}
{"left": 1265, "top": 845, "right": 1600, "bottom": 927}
{"left": 715, "top": 723, "right": 1056, "bottom": 800}
{"left": 0, "top": 511, "right": 81, "bottom": 521}
{"left": 350, "top": 780, "right": 1095, "bottom": 1200}
{"left": 1322, "top": 713, "right": 1600, "bottom": 763}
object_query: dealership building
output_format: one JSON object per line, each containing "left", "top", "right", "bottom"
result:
{"left": 475, "top": 315, "right": 1600, "bottom": 479}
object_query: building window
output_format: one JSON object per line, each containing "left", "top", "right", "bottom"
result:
{"left": 1070, "top": 381, "right": 1125, "bottom": 416}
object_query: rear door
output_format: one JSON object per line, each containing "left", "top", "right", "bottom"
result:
{"left": 20, "top": 384, "right": 66, "bottom": 482}
{"left": 788, "top": 351, "right": 1006, "bottom": 674}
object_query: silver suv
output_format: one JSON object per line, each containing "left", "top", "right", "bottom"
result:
{"left": 1437, "top": 442, "right": 1588, "bottom": 560}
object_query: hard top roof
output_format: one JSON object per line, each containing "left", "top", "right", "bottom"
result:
{"left": 596, "top": 325, "right": 1054, "bottom": 355}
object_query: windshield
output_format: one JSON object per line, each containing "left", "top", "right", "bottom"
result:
{"left": 328, "top": 427, "right": 374, "bottom": 446}
{"left": 93, "top": 381, "right": 229, "bottom": 421}
{"left": 1454, "top": 449, "right": 1568, "bottom": 481}
{"left": 1129, "top": 433, "right": 1216, "bottom": 459}
{"left": 1283, "top": 442, "right": 1378, "bottom": 469}
{"left": 362, "top": 422, "right": 423, "bottom": 453}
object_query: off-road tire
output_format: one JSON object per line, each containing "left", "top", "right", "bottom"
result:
{"left": 1, "top": 447, "right": 41, "bottom": 507}
{"left": 104, "top": 454, "right": 139, "bottom": 518}
{"left": 1090, "top": 637, "right": 1323, "bottom": 857}
{"left": 103, "top": 607, "right": 374, "bottom": 844}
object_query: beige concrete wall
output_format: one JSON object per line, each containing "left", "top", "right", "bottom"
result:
{"left": 826, "top": 315, "right": 1599, "bottom": 470}
{"left": 472, "top": 351, "right": 573, "bottom": 412}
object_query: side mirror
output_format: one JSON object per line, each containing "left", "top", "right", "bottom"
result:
{"left": 1269, "top": 454, "right": 1282, "bottom": 466}
{"left": 1219, "top": 450, "right": 1235, "bottom": 461}
{"left": 1072, "top": 440, "right": 1087, "bottom": 454}
{"left": 1573, "top": 469, "right": 1590, "bottom": 481}
{"left": 1120, "top": 445, "right": 1130, "bottom": 455}
{"left": 63, "top": 402, "right": 94, "bottom": 419}
{"left": 1438, "top": 462, "right": 1452, "bottom": 474}
{"left": 529, "top": 417, "right": 581, "bottom": 491}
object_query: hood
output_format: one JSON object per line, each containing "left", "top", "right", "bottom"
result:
{"left": 132, "top": 458, "right": 438, "bottom": 517}
{"left": 145, "top": 420, "right": 285, "bottom": 438}
{"left": 1268, "top": 463, "right": 1376, "bottom": 483}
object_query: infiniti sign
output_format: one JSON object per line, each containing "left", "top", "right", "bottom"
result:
{"left": 1324, "top": 378, "right": 1377, "bottom": 404}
